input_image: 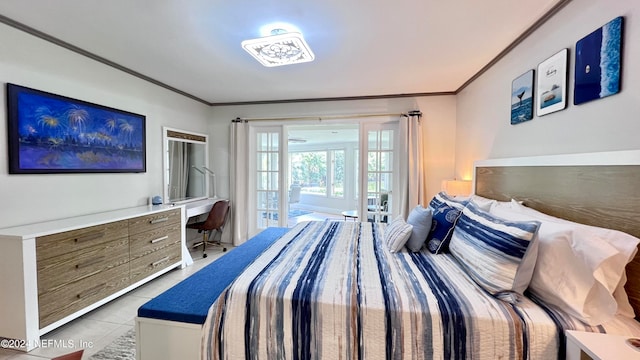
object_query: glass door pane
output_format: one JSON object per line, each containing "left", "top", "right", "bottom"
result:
{"left": 361, "top": 124, "right": 397, "bottom": 223}
{"left": 255, "top": 129, "right": 282, "bottom": 229}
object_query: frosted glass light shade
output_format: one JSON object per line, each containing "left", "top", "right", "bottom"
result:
{"left": 242, "top": 32, "right": 314, "bottom": 67}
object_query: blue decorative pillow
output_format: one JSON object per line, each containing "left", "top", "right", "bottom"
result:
{"left": 405, "top": 206, "right": 432, "bottom": 252}
{"left": 426, "top": 192, "right": 468, "bottom": 254}
{"left": 449, "top": 202, "right": 541, "bottom": 303}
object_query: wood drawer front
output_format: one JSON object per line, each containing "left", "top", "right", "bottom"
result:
{"left": 36, "top": 220, "right": 129, "bottom": 261}
{"left": 130, "top": 242, "right": 181, "bottom": 284}
{"left": 38, "top": 262, "right": 130, "bottom": 328}
{"left": 128, "top": 209, "right": 181, "bottom": 236}
{"left": 130, "top": 222, "right": 181, "bottom": 260}
{"left": 37, "top": 238, "right": 129, "bottom": 295}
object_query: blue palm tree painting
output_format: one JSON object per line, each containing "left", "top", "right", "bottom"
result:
{"left": 8, "top": 84, "right": 145, "bottom": 173}
{"left": 574, "top": 17, "right": 623, "bottom": 105}
{"left": 511, "top": 69, "right": 534, "bottom": 124}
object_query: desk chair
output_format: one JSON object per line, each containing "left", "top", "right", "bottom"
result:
{"left": 187, "top": 199, "right": 230, "bottom": 258}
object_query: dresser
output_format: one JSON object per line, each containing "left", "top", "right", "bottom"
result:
{"left": 0, "top": 205, "right": 185, "bottom": 351}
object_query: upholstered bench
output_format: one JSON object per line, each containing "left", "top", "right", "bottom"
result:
{"left": 135, "top": 227, "right": 290, "bottom": 360}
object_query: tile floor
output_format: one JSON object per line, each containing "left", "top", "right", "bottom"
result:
{"left": 0, "top": 211, "right": 345, "bottom": 360}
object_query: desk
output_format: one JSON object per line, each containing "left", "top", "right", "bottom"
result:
{"left": 183, "top": 198, "right": 222, "bottom": 220}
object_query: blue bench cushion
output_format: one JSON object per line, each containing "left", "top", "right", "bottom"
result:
{"left": 137, "top": 227, "right": 290, "bottom": 324}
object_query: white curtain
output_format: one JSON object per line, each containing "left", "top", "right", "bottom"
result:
{"left": 397, "top": 111, "right": 424, "bottom": 218}
{"left": 230, "top": 119, "right": 250, "bottom": 245}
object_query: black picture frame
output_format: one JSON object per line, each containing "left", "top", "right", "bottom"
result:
{"left": 511, "top": 69, "right": 535, "bottom": 125}
{"left": 7, "top": 83, "right": 146, "bottom": 174}
{"left": 536, "top": 49, "right": 568, "bottom": 116}
{"left": 574, "top": 16, "right": 624, "bottom": 105}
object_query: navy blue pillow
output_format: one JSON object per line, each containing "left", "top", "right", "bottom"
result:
{"left": 426, "top": 192, "right": 468, "bottom": 254}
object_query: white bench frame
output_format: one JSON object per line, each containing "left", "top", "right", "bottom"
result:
{"left": 135, "top": 317, "right": 202, "bottom": 360}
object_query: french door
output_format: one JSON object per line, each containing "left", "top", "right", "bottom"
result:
{"left": 248, "top": 120, "right": 398, "bottom": 235}
{"left": 250, "top": 126, "right": 287, "bottom": 233}
{"left": 360, "top": 122, "right": 398, "bottom": 223}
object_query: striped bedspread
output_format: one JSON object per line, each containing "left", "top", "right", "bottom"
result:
{"left": 202, "top": 221, "right": 640, "bottom": 360}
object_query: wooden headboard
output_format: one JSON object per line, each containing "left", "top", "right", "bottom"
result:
{"left": 473, "top": 150, "right": 640, "bottom": 318}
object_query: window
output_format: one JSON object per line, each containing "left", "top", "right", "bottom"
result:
{"left": 330, "top": 150, "right": 345, "bottom": 198}
{"left": 289, "top": 149, "right": 345, "bottom": 198}
{"left": 290, "top": 151, "right": 326, "bottom": 196}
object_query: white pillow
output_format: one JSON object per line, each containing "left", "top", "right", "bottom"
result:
{"left": 490, "top": 200, "right": 639, "bottom": 324}
{"left": 614, "top": 271, "right": 636, "bottom": 318}
{"left": 385, "top": 216, "right": 413, "bottom": 253}
{"left": 469, "top": 194, "right": 519, "bottom": 212}
{"left": 468, "top": 194, "right": 497, "bottom": 211}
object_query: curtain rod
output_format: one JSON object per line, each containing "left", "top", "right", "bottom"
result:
{"left": 231, "top": 111, "right": 421, "bottom": 123}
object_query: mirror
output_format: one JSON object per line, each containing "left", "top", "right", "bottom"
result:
{"left": 163, "top": 127, "right": 209, "bottom": 203}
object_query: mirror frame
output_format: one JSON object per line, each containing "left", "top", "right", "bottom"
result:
{"left": 162, "top": 126, "right": 209, "bottom": 204}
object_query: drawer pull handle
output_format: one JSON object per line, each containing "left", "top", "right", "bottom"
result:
{"left": 76, "top": 283, "right": 106, "bottom": 299}
{"left": 74, "top": 232, "right": 104, "bottom": 243}
{"left": 150, "top": 236, "right": 169, "bottom": 244}
{"left": 151, "top": 256, "right": 171, "bottom": 267}
{"left": 75, "top": 256, "right": 106, "bottom": 269}
{"left": 150, "top": 217, "right": 169, "bottom": 224}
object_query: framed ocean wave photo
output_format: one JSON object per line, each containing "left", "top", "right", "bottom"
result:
{"left": 511, "top": 69, "right": 534, "bottom": 125}
{"left": 7, "top": 83, "right": 146, "bottom": 174}
{"left": 574, "top": 16, "right": 623, "bottom": 105}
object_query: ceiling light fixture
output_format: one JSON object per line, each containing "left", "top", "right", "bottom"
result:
{"left": 242, "top": 29, "right": 315, "bottom": 67}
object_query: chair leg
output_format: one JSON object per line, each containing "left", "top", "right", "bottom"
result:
{"left": 193, "top": 228, "right": 227, "bottom": 258}
{"left": 202, "top": 230, "right": 210, "bottom": 258}
{"left": 205, "top": 228, "right": 227, "bottom": 252}
{"left": 216, "top": 227, "right": 227, "bottom": 252}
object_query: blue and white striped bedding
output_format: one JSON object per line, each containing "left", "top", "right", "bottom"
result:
{"left": 202, "top": 221, "right": 640, "bottom": 360}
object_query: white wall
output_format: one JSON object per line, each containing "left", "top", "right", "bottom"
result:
{"left": 0, "top": 23, "right": 212, "bottom": 228}
{"left": 209, "top": 95, "right": 457, "bottom": 206}
{"left": 0, "top": 11, "right": 462, "bottom": 229}
{"left": 456, "top": 0, "right": 640, "bottom": 177}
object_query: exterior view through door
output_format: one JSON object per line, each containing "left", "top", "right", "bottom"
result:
{"left": 249, "top": 119, "right": 399, "bottom": 235}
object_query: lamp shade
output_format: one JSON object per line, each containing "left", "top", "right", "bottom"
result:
{"left": 441, "top": 179, "right": 472, "bottom": 197}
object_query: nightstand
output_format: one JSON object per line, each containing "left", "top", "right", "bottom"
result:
{"left": 566, "top": 330, "right": 640, "bottom": 360}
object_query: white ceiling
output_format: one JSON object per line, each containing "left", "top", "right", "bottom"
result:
{"left": 0, "top": 0, "right": 565, "bottom": 105}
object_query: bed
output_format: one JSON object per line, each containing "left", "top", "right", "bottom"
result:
{"left": 136, "top": 150, "right": 640, "bottom": 360}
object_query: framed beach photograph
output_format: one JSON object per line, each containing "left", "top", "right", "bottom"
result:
{"left": 574, "top": 16, "right": 623, "bottom": 105}
{"left": 511, "top": 69, "right": 534, "bottom": 124}
{"left": 536, "top": 48, "right": 568, "bottom": 116}
{"left": 6, "top": 83, "right": 146, "bottom": 174}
